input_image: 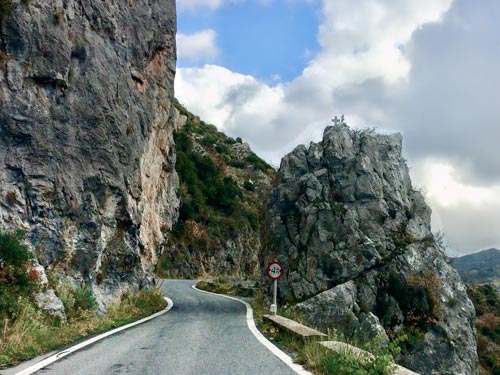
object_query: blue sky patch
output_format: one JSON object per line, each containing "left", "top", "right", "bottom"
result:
{"left": 177, "top": 1, "right": 320, "bottom": 82}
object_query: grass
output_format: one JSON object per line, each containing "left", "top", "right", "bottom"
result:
{"left": 261, "top": 319, "right": 397, "bottom": 375}
{"left": 0, "top": 231, "right": 167, "bottom": 369}
{"left": 0, "top": 288, "right": 166, "bottom": 368}
{"left": 200, "top": 281, "right": 398, "bottom": 375}
{"left": 256, "top": 310, "right": 397, "bottom": 375}
{"left": 196, "top": 277, "right": 255, "bottom": 297}
{"left": 299, "top": 341, "right": 396, "bottom": 375}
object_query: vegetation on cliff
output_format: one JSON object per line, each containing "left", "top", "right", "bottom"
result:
{"left": 156, "top": 100, "right": 275, "bottom": 278}
{"left": 467, "top": 284, "right": 500, "bottom": 375}
{"left": 0, "top": 232, "right": 167, "bottom": 368}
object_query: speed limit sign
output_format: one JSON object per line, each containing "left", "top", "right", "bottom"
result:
{"left": 266, "top": 261, "right": 283, "bottom": 280}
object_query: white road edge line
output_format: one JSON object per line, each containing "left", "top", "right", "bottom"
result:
{"left": 192, "top": 284, "right": 314, "bottom": 375}
{"left": 14, "top": 297, "right": 174, "bottom": 375}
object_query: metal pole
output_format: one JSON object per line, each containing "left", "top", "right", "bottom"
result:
{"left": 270, "top": 279, "right": 277, "bottom": 315}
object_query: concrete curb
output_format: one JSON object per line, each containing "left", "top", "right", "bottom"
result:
{"left": 263, "top": 314, "right": 328, "bottom": 339}
{"left": 12, "top": 296, "right": 174, "bottom": 375}
{"left": 192, "top": 284, "right": 314, "bottom": 375}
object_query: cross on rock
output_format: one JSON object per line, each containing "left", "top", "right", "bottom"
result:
{"left": 332, "top": 115, "right": 345, "bottom": 126}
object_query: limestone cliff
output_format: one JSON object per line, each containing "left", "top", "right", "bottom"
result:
{"left": 0, "top": 0, "right": 178, "bottom": 308}
{"left": 267, "top": 124, "right": 478, "bottom": 375}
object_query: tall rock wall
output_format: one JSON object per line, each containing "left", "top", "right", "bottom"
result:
{"left": 0, "top": 0, "right": 178, "bottom": 305}
{"left": 267, "top": 124, "right": 478, "bottom": 375}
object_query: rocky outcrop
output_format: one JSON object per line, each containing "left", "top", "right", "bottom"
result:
{"left": 0, "top": 0, "right": 178, "bottom": 307}
{"left": 267, "top": 124, "right": 478, "bottom": 375}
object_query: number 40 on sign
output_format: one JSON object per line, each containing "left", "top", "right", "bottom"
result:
{"left": 267, "top": 262, "right": 283, "bottom": 280}
{"left": 266, "top": 261, "right": 283, "bottom": 315}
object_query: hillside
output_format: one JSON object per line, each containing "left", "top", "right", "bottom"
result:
{"left": 453, "top": 249, "right": 500, "bottom": 283}
{"left": 467, "top": 283, "right": 500, "bottom": 375}
{"left": 156, "top": 100, "right": 275, "bottom": 279}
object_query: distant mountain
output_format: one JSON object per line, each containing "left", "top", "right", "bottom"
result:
{"left": 453, "top": 248, "right": 500, "bottom": 283}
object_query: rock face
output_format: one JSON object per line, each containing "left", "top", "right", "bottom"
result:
{"left": 0, "top": 0, "right": 178, "bottom": 306}
{"left": 267, "top": 124, "right": 478, "bottom": 375}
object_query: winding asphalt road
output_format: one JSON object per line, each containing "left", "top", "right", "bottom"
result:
{"left": 29, "top": 280, "right": 298, "bottom": 375}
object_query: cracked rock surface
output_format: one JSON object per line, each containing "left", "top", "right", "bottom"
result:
{"left": 0, "top": 0, "right": 178, "bottom": 307}
{"left": 267, "top": 124, "right": 478, "bottom": 375}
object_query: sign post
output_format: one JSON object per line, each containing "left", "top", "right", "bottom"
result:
{"left": 266, "top": 261, "right": 283, "bottom": 315}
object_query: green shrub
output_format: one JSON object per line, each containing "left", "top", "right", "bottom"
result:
{"left": 243, "top": 180, "right": 255, "bottom": 191}
{"left": 0, "top": 231, "right": 33, "bottom": 275}
{"left": 215, "top": 144, "right": 229, "bottom": 154}
{"left": 241, "top": 206, "right": 259, "bottom": 230}
{"left": 201, "top": 134, "right": 218, "bottom": 147}
{"left": 128, "top": 288, "right": 167, "bottom": 316}
{"left": 175, "top": 131, "right": 192, "bottom": 153}
{"left": 228, "top": 159, "right": 246, "bottom": 169}
{"left": 0, "top": 1, "right": 13, "bottom": 20}
{"left": 74, "top": 286, "right": 98, "bottom": 311}
{"left": 174, "top": 127, "right": 244, "bottom": 219}
{"left": 246, "top": 153, "right": 272, "bottom": 172}
{"left": 56, "top": 284, "right": 98, "bottom": 320}
{"left": 0, "top": 231, "right": 36, "bottom": 322}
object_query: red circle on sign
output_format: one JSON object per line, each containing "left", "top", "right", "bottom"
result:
{"left": 266, "top": 261, "right": 283, "bottom": 280}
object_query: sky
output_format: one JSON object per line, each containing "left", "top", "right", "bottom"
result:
{"left": 174, "top": 0, "right": 500, "bottom": 256}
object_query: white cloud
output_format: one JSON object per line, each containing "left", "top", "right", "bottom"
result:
{"left": 313, "top": 0, "right": 452, "bottom": 85}
{"left": 176, "top": 65, "right": 289, "bottom": 159}
{"left": 411, "top": 159, "right": 500, "bottom": 253}
{"left": 175, "top": 0, "right": 453, "bottom": 159}
{"left": 177, "top": 0, "right": 235, "bottom": 11}
{"left": 175, "top": 0, "right": 500, "bottom": 252}
{"left": 177, "top": 30, "right": 220, "bottom": 61}
{"left": 412, "top": 161, "right": 495, "bottom": 208}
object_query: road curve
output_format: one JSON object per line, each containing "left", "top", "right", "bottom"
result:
{"left": 31, "top": 280, "right": 299, "bottom": 375}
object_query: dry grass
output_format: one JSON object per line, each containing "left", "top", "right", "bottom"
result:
{"left": 0, "top": 288, "right": 166, "bottom": 368}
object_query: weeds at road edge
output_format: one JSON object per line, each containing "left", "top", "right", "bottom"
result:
{"left": 0, "top": 288, "right": 166, "bottom": 368}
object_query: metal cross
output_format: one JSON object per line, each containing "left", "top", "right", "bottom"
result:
{"left": 332, "top": 115, "right": 344, "bottom": 126}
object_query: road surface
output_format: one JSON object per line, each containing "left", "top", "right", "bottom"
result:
{"left": 31, "top": 280, "right": 298, "bottom": 375}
